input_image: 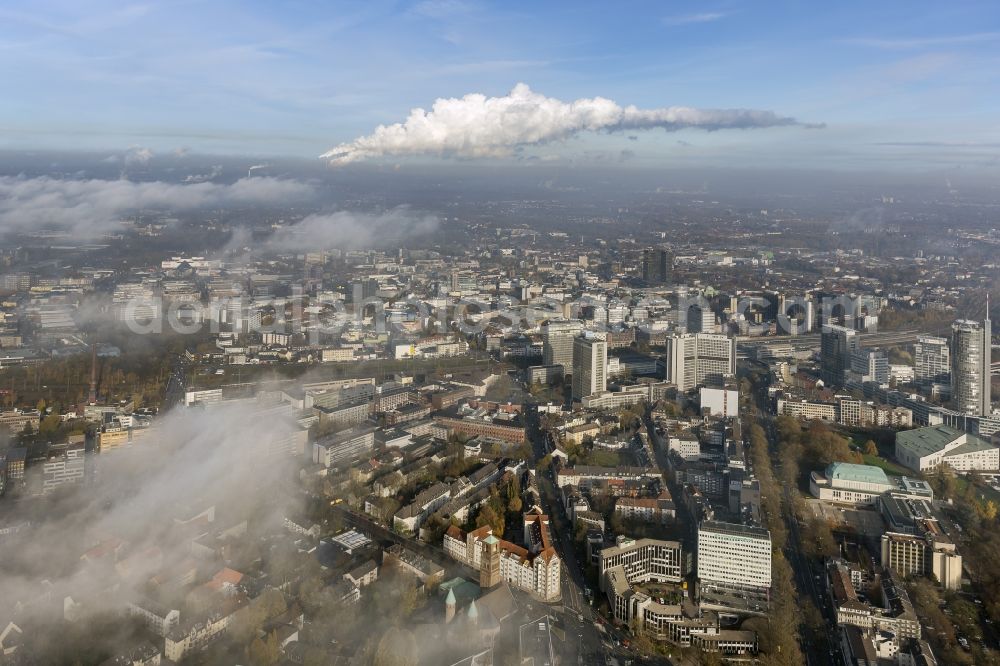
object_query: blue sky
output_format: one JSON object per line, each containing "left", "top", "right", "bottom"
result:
{"left": 2, "top": 0, "right": 999, "bottom": 169}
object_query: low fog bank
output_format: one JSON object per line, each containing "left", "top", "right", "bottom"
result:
{"left": 0, "top": 401, "right": 303, "bottom": 637}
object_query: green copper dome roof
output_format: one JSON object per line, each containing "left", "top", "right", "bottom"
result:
{"left": 825, "top": 462, "right": 890, "bottom": 486}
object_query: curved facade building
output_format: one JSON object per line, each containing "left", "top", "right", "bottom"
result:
{"left": 951, "top": 319, "right": 991, "bottom": 416}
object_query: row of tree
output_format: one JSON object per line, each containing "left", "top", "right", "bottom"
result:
{"left": 746, "top": 419, "right": 805, "bottom": 665}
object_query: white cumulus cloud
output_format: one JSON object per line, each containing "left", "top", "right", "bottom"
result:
{"left": 321, "top": 83, "right": 813, "bottom": 165}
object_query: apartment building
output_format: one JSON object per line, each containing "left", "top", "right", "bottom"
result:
{"left": 443, "top": 520, "right": 561, "bottom": 601}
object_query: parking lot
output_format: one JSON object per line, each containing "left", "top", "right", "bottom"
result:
{"left": 806, "top": 499, "right": 886, "bottom": 544}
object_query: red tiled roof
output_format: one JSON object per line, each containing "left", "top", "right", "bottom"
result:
{"left": 468, "top": 525, "right": 492, "bottom": 539}
{"left": 498, "top": 540, "right": 530, "bottom": 562}
{"left": 206, "top": 567, "right": 244, "bottom": 590}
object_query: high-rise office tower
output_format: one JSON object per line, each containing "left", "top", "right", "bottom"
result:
{"left": 542, "top": 319, "right": 583, "bottom": 369}
{"left": 697, "top": 521, "right": 772, "bottom": 595}
{"left": 820, "top": 325, "right": 859, "bottom": 387}
{"left": 951, "top": 315, "right": 991, "bottom": 416}
{"left": 849, "top": 348, "right": 889, "bottom": 385}
{"left": 572, "top": 333, "right": 607, "bottom": 400}
{"left": 914, "top": 335, "right": 950, "bottom": 391}
{"left": 641, "top": 248, "right": 672, "bottom": 285}
{"left": 351, "top": 278, "right": 379, "bottom": 304}
{"left": 665, "top": 333, "right": 736, "bottom": 391}
{"left": 684, "top": 304, "right": 716, "bottom": 334}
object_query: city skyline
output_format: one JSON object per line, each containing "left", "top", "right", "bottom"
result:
{"left": 1, "top": 3, "right": 999, "bottom": 665}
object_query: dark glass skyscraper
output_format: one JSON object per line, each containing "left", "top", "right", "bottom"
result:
{"left": 641, "top": 248, "right": 671, "bottom": 285}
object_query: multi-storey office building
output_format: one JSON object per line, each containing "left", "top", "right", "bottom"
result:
{"left": 41, "top": 443, "right": 86, "bottom": 494}
{"left": 598, "top": 536, "right": 757, "bottom": 655}
{"left": 849, "top": 348, "right": 889, "bottom": 385}
{"left": 881, "top": 532, "right": 963, "bottom": 591}
{"left": 598, "top": 536, "right": 684, "bottom": 591}
{"left": 820, "top": 325, "right": 858, "bottom": 387}
{"left": 914, "top": 335, "right": 950, "bottom": 392}
{"left": 665, "top": 333, "right": 736, "bottom": 391}
{"left": 311, "top": 426, "right": 376, "bottom": 468}
{"left": 572, "top": 333, "right": 607, "bottom": 400}
{"left": 951, "top": 318, "right": 991, "bottom": 416}
{"left": 542, "top": 319, "right": 583, "bottom": 369}
{"left": 641, "top": 248, "right": 672, "bottom": 285}
{"left": 696, "top": 521, "right": 772, "bottom": 595}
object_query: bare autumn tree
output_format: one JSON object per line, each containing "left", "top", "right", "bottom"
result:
{"left": 372, "top": 628, "right": 418, "bottom": 666}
